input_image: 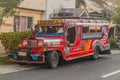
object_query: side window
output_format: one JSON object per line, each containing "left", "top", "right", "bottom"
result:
{"left": 90, "top": 26, "right": 95, "bottom": 33}
{"left": 82, "top": 26, "right": 89, "bottom": 34}
{"left": 57, "top": 27, "right": 64, "bottom": 33}
{"left": 96, "top": 26, "right": 102, "bottom": 33}
{"left": 67, "top": 27, "right": 76, "bottom": 44}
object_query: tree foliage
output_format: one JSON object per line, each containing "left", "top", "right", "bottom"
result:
{"left": 0, "top": 0, "right": 22, "bottom": 25}
{"left": 0, "top": 31, "right": 33, "bottom": 53}
{"left": 113, "top": 8, "right": 120, "bottom": 25}
{"left": 113, "top": 0, "right": 120, "bottom": 25}
{"left": 89, "top": 10, "right": 112, "bottom": 21}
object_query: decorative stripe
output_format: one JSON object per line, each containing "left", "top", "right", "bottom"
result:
{"left": 36, "top": 33, "right": 65, "bottom": 36}
{"left": 76, "top": 23, "right": 109, "bottom": 26}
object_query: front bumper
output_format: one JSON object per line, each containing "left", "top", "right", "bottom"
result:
{"left": 9, "top": 59, "right": 44, "bottom": 64}
{"left": 8, "top": 53, "right": 45, "bottom": 64}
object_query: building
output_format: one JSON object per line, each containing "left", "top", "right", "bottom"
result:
{"left": 0, "top": 0, "right": 76, "bottom": 32}
{"left": 0, "top": 0, "right": 46, "bottom": 33}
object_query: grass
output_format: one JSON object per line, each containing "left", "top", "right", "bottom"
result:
{"left": 0, "top": 57, "right": 14, "bottom": 65}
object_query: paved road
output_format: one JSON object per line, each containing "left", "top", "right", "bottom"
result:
{"left": 0, "top": 50, "right": 120, "bottom": 80}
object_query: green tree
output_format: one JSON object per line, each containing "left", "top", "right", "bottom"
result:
{"left": 113, "top": 8, "right": 120, "bottom": 25}
{"left": 0, "top": 0, "right": 22, "bottom": 25}
{"left": 113, "top": 7, "right": 120, "bottom": 34}
{"left": 113, "top": 0, "right": 120, "bottom": 35}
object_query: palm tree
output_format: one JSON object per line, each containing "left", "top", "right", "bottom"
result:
{"left": 76, "top": 0, "right": 86, "bottom": 8}
{"left": 76, "top": 0, "right": 89, "bottom": 17}
{"left": 76, "top": 0, "right": 111, "bottom": 12}
{"left": 76, "top": 0, "right": 114, "bottom": 19}
{"left": 91, "top": 0, "right": 109, "bottom": 8}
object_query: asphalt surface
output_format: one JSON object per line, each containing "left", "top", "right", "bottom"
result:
{"left": 0, "top": 50, "right": 120, "bottom": 80}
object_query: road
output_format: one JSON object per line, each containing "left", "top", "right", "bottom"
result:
{"left": 0, "top": 50, "right": 120, "bottom": 80}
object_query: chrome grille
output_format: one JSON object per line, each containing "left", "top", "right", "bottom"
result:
{"left": 28, "top": 40, "right": 36, "bottom": 47}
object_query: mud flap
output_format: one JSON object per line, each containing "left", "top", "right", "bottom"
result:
{"left": 101, "top": 50, "right": 111, "bottom": 55}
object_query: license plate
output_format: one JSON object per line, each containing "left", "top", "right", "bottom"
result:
{"left": 18, "top": 52, "right": 27, "bottom": 56}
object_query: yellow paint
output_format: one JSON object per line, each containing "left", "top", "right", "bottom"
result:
{"left": 85, "top": 40, "right": 92, "bottom": 50}
{"left": 43, "top": 48, "right": 47, "bottom": 51}
{"left": 19, "top": 43, "right": 23, "bottom": 47}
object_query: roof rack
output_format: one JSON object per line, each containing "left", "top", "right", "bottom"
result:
{"left": 49, "top": 8, "right": 104, "bottom": 20}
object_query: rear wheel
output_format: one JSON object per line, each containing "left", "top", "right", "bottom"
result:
{"left": 46, "top": 51, "right": 59, "bottom": 69}
{"left": 91, "top": 47, "right": 100, "bottom": 60}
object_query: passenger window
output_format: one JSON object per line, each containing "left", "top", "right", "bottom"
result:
{"left": 57, "top": 27, "right": 64, "bottom": 33}
{"left": 82, "top": 26, "right": 89, "bottom": 34}
{"left": 96, "top": 27, "right": 102, "bottom": 33}
{"left": 90, "top": 27, "right": 95, "bottom": 33}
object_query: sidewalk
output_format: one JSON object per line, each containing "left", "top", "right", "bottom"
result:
{"left": 111, "top": 50, "right": 120, "bottom": 54}
{"left": 0, "top": 64, "right": 37, "bottom": 74}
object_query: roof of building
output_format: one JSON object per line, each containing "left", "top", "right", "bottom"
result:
{"left": 18, "top": 0, "right": 46, "bottom": 11}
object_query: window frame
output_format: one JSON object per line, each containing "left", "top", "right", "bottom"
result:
{"left": 82, "top": 25, "right": 89, "bottom": 34}
{"left": 14, "top": 15, "right": 33, "bottom": 32}
{"left": 89, "top": 26, "right": 96, "bottom": 33}
{"left": 96, "top": 26, "right": 102, "bottom": 33}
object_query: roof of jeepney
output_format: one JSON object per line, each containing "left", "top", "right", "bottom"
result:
{"left": 62, "top": 19, "right": 109, "bottom": 26}
{"left": 49, "top": 8, "right": 109, "bottom": 25}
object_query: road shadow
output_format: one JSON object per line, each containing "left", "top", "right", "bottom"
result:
{"left": 58, "top": 55, "right": 111, "bottom": 68}
{"left": 29, "top": 55, "right": 111, "bottom": 70}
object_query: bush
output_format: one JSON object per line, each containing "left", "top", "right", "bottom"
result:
{"left": 0, "top": 31, "right": 33, "bottom": 54}
{"left": 0, "top": 57, "right": 14, "bottom": 65}
{"left": 109, "top": 38, "right": 118, "bottom": 49}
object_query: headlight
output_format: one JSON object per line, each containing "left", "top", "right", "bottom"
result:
{"left": 23, "top": 40, "right": 28, "bottom": 46}
{"left": 38, "top": 40, "right": 43, "bottom": 46}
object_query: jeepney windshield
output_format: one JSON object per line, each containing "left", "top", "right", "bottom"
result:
{"left": 36, "top": 26, "right": 65, "bottom": 36}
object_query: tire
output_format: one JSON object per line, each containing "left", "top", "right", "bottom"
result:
{"left": 46, "top": 51, "right": 59, "bottom": 69}
{"left": 91, "top": 47, "right": 100, "bottom": 60}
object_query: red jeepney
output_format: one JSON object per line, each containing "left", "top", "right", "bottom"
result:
{"left": 9, "top": 9, "right": 110, "bottom": 68}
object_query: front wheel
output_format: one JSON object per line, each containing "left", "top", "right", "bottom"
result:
{"left": 91, "top": 47, "right": 100, "bottom": 60}
{"left": 46, "top": 51, "right": 59, "bottom": 69}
